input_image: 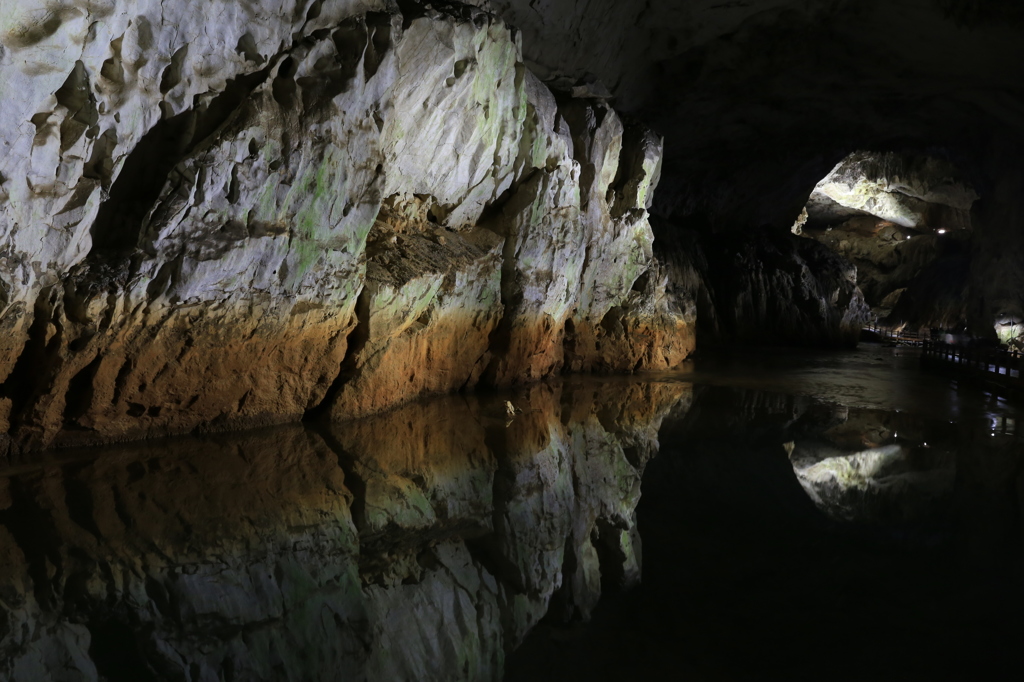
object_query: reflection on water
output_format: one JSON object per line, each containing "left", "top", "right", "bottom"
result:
{"left": 509, "top": 346, "right": 1024, "bottom": 681}
{"left": 788, "top": 409, "right": 958, "bottom": 524}
{"left": 3, "top": 344, "right": 1024, "bottom": 681}
{"left": 0, "top": 379, "right": 690, "bottom": 682}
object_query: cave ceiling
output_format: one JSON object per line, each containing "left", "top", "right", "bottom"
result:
{"left": 474, "top": 0, "right": 1024, "bottom": 227}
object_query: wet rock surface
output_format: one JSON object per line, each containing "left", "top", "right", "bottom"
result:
{"left": 802, "top": 219, "right": 966, "bottom": 311}
{"left": 0, "top": 2, "right": 694, "bottom": 453}
{"left": 793, "top": 151, "right": 978, "bottom": 325}
{"left": 803, "top": 152, "right": 977, "bottom": 231}
{"left": 472, "top": 1, "right": 1024, "bottom": 341}
{"left": 6, "top": 0, "right": 1024, "bottom": 452}
{"left": 0, "top": 376, "right": 690, "bottom": 681}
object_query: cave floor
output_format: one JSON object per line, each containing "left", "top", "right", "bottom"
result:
{"left": 507, "top": 343, "right": 1024, "bottom": 682}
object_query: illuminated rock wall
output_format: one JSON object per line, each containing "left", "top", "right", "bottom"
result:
{"left": 0, "top": 2, "right": 694, "bottom": 452}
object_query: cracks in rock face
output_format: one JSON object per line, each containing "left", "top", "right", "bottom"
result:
{"left": 0, "top": 287, "right": 64, "bottom": 440}
{"left": 159, "top": 45, "right": 188, "bottom": 95}
{"left": 364, "top": 13, "right": 393, "bottom": 82}
{"left": 562, "top": 317, "right": 578, "bottom": 360}
{"left": 1, "top": 4, "right": 687, "bottom": 452}
{"left": 7, "top": 12, "right": 397, "bottom": 446}
{"left": 5, "top": 60, "right": 273, "bottom": 441}
{"left": 305, "top": 286, "right": 372, "bottom": 420}
{"left": 54, "top": 61, "right": 100, "bottom": 155}
{"left": 394, "top": 0, "right": 430, "bottom": 30}
{"left": 92, "top": 6, "right": 381, "bottom": 262}
{"left": 475, "top": 165, "right": 545, "bottom": 386}
{"left": 62, "top": 354, "right": 103, "bottom": 429}
{"left": 82, "top": 128, "right": 119, "bottom": 193}
{"left": 271, "top": 56, "right": 300, "bottom": 109}
{"left": 235, "top": 33, "right": 267, "bottom": 66}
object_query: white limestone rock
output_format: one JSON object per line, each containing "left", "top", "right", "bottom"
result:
{"left": 0, "top": 2, "right": 693, "bottom": 448}
{"left": 806, "top": 151, "right": 978, "bottom": 229}
{"left": 0, "top": 1, "right": 390, "bottom": 373}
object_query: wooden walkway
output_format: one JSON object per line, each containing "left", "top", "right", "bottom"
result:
{"left": 862, "top": 324, "right": 925, "bottom": 347}
{"left": 921, "top": 340, "right": 1024, "bottom": 390}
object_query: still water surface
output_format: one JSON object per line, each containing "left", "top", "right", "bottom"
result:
{"left": 1, "top": 344, "right": 1021, "bottom": 680}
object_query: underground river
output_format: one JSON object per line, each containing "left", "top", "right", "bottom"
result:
{"left": 2, "top": 344, "right": 1021, "bottom": 681}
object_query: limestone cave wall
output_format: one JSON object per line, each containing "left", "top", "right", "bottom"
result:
{"left": 0, "top": 1, "right": 694, "bottom": 454}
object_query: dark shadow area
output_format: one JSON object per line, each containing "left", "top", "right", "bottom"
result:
{"left": 88, "top": 619, "right": 156, "bottom": 682}
{"left": 507, "top": 372, "right": 1024, "bottom": 681}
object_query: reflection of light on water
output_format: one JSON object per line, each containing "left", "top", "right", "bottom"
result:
{"left": 799, "top": 444, "right": 905, "bottom": 486}
{"left": 791, "top": 439, "right": 956, "bottom": 523}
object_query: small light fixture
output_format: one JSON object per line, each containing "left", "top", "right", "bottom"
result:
{"left": 937, "top": 229, "right": 947, "bottom": 234}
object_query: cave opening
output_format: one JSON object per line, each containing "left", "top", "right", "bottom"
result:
{"left": 793, "top": 149, "right": 979, "bottom": 340}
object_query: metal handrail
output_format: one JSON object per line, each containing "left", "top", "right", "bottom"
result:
{"left": 921, "top": 340, "right": 1024, "bottom": 385}
{"left": 863, "top": 324, "right": 924, "bottom": 347}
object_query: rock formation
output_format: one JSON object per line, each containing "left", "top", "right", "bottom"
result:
{"left": 655, "top": 225, "right": 869, "bottom": 348}
{"left": 792, "top": 151, "right": 978, "bottom": 327}
{"left": 802, "top": 152, "right": 977, "bottom": 232}
{"left": 472, "top": 1, "right": 1024, "bottom": 344}
{"left": 0, "top": 1, "right": 693, "bottom": 453}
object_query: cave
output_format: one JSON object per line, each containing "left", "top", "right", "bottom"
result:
{"left": 2, "top": 1, "right": 1024, "bottom": 680}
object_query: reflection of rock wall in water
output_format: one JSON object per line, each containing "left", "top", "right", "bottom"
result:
{"left": 0, "top": 379, "right": 690, "bottom": 681}
{"left": 664, "top": 385, "right": 958, "bottom": 525}
{"left": 788, "top": 409, "right": 957, "bottom": 524}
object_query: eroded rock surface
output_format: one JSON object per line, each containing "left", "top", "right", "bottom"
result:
{"left": 0, "top": 2, "right": 693, "bottom": 451}
{"left": 803, "top": 152, "right": 977, "bottom": 231}
{"left": 792, "top": 151, "right": 979, "bottom": 325}
{"left": 657, "top": 226, "right": 869, "bottom": 348}
{"left": 0, "top": 377, "right": 691, "bottom": 681}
